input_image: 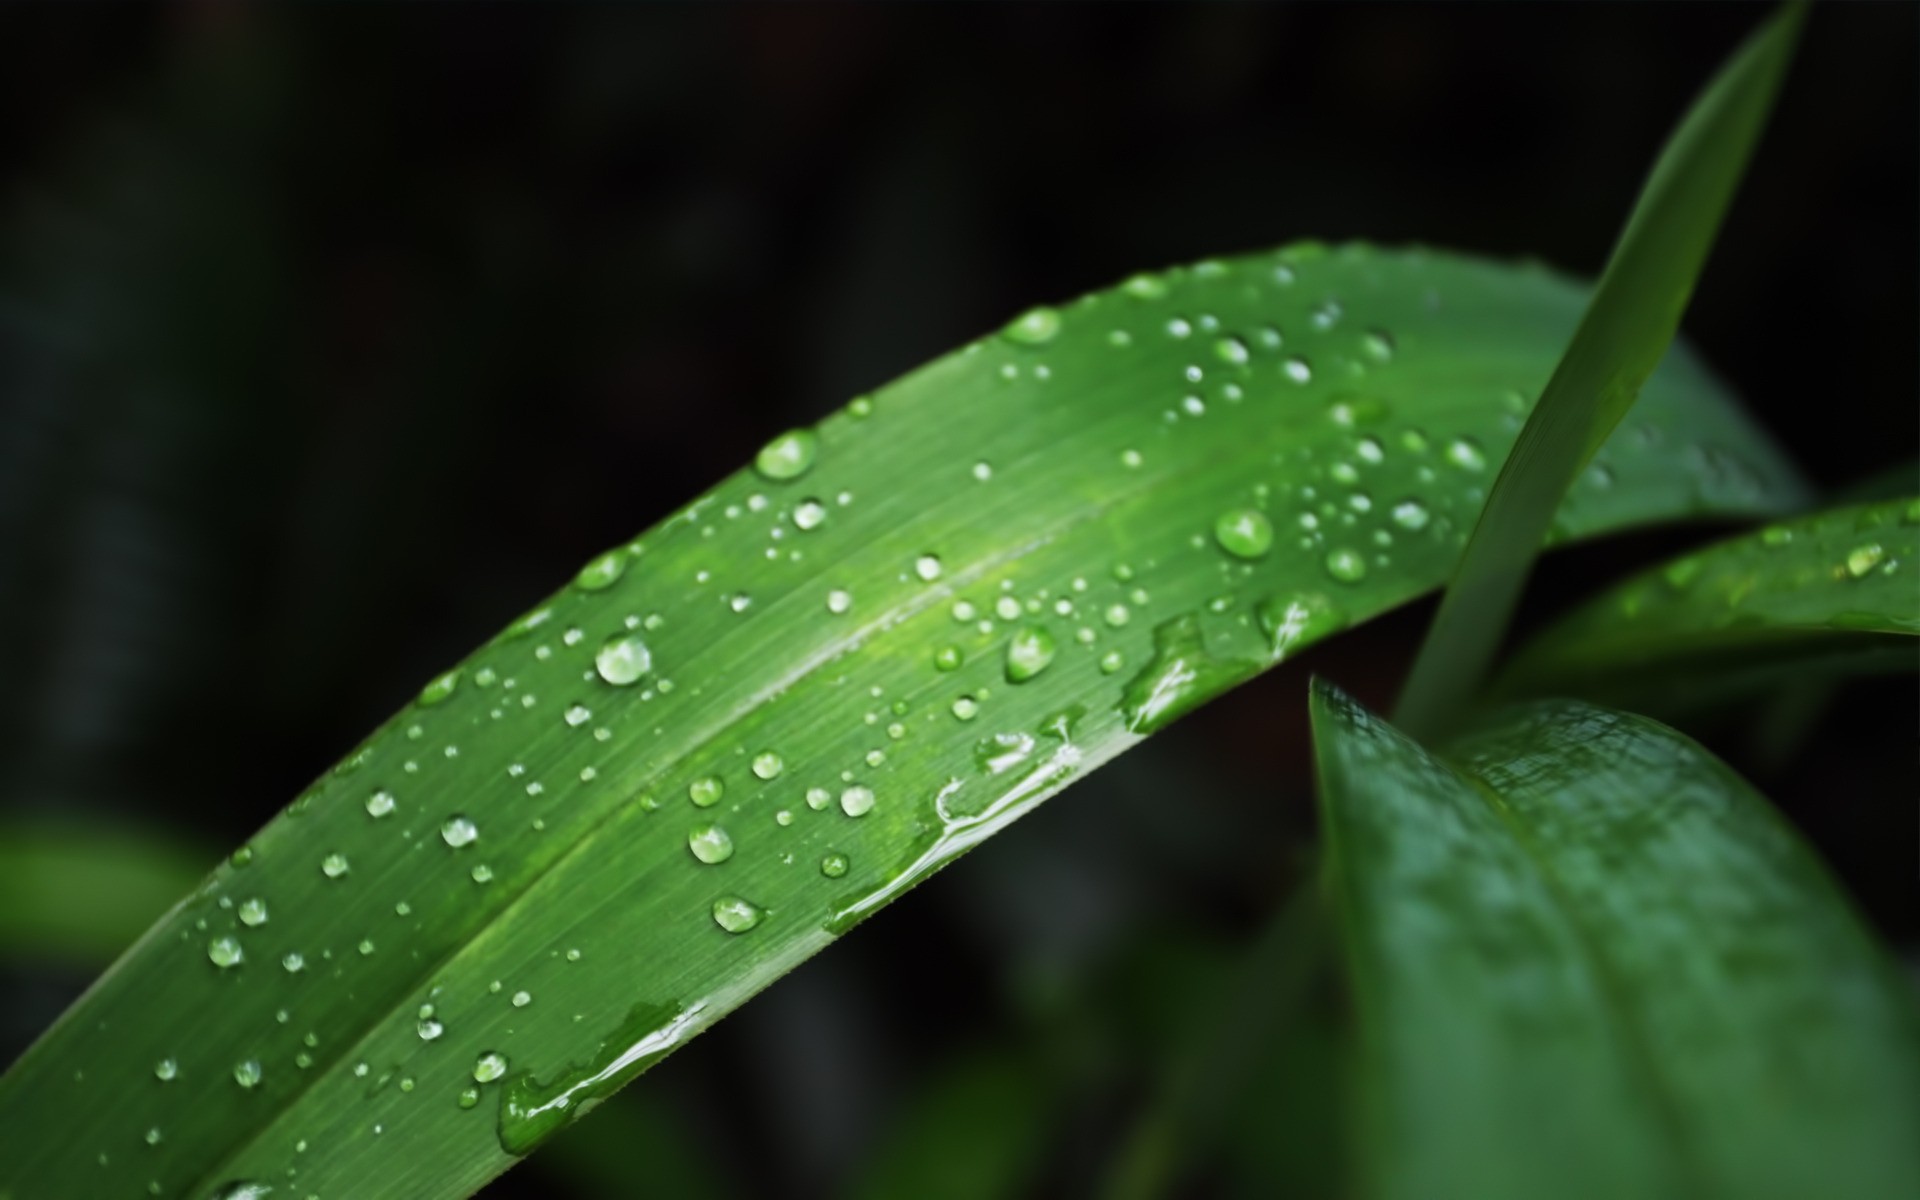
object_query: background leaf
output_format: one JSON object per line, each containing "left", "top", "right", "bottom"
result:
{"left": 1499, "top": 495, "right": 1918, "bottom": 710}
{"left": 0, "top": 245, "right": 1801, "bottom": 1200}
{"left": 1313, "top": 681, "right": 1920, "bottom": 1200}
{"left": 1394, "top": 3, "right": 1803, "bottom": 737}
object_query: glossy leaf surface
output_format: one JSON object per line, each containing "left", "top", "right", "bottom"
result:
{"left": 0, "top": 244, "right": 1802, "bottom": 1200}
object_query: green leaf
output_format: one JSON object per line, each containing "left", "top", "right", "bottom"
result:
{"left": 1311, "top": 681, "right": 1920, "bottom": 1200}
{"left": 1498, "top": 495, "right": 1919, "bottom": 710}
{"left": 1394, "top": 3, "right": 1804, "bottom": 738}
{"left": 847, "top": 1048, "right": 1055, "bottom": 1200}
{"left": 0, "top": 244, "right": 1802, "bottom": 1200}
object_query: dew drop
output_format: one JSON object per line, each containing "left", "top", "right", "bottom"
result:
{"left": 154, "top": 1058, "right": 178, "bottom": 1082}
{"left": 792, "top": 499, "right": 828, "bottom": 530}
{"left": 1004, "top": 306, "right": 1062, "bottom": 345}
{"left": 1283, "top": 356, "right": 1312, "bottom": 384}
{"left": 826, "top": 588, "right": 853, "bottom": 614}
{"left": 951, "top": 696, "right": 980, "bottom": 720}
{"left": 712, "top": 896, "right": 765, "bottom": 933}
{"left": 914, "top": 554, "right": 944, "bottom": 582}
{"left": 755, "top": 430, "right": 819, "bottom": 481}
{"left": 441, "top": 816, "right": 479, "bottom": 848}
{"left": 820, "top": 853, "right": 849, "bottom": 879}
{"left": 237, "top": 899, "right": 269, "bottom": 928}
{"left": 751, "top": 752, "right": 784, "bottom": 780}
{"left": 972, "top": 461, "right": 993, "bottom": 481}
{"left": 232, "top": 1060, "right": 262, "bottom": 1090}
{"left": 1847, "top": 543, "right": 1886, "bottom": 578}
{"left": 1122, "top": 272, "right": 1169, "bottom": 300}
{"left": 1324, "top": 549, "right": 1369, "bottom": 583}
{"left": 321, "top": 853, "right": 350, "bottom": 879}
{"left": 1361, "top": 329, "right": 1395, "bottom": 362}
{"left": 595, "top": 635, "right": 653, "bottom": 686}
{"left": 418, "top": 669, "right": 461, "bottom": 707}
{"left": 1005, "top": 625, "right": 1058, "bottom": 683}
{"left": 282, "top": 952, "right": 304, "bottom": 973}
{"left": 840, "top": 786, "right": 876, "bottom": 817}
{"left": 418, "top": 1018, "right": 445, "bottom": 1041}
{"left": 1446, "top": 438, "right": 1487, "bottom": 472}
{"left": 564, "top": 704, "right": 593, "bottom": 727}
{"left": 806, "top": 787, "right": 832, "bottom": 811}
{"left": 1213, "top": 509, "right": 1274, "bottom": 560}
{"left": 688, "top": 823, "right": 735, "bottom": 865}
{"left": 366, "top": 789, "right": 396, "bottom": 818}
{"left": 1213, "top": 336, "right": 1250, "bottom": 365}
{"left": 512, "top": 990, "right": 532, "bottom": 1008}
{"left": 1390, "top": 499, "right": 1431, "bottom": 531}
{"left": 457, "top": 1087, "right": 480, "bottom": 1110}
{"left": 473, "top": 1052, "right": 509, "bottom": 1083}
{"left": 1257, "top": 594, "right": 1350, "bottom": 659}
{"left": 575, "top": 551, "right": 626, "bottom": 592}
{"left": 690, "top": 776, "right": 724, "bottom": 807}
{"left": 934, "top": 645, "right": 963, "bottom": 671}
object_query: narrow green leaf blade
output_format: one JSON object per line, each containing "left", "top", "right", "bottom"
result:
{"left": 0, "top": 245, "right": 1802, "bottom": 1200}
{"left": 1313, "top": 681, "right": 1920, "bottom": 1200}
{"left": 1395, "top": 4, "right": 1804, "bottom": 737}
{"left": 1499, "top": 495, "right": 1920, "bottom": 708}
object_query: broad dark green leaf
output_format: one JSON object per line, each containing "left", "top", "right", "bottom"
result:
{"left": 0, "top": 245, "right": 1803, "bottom": 1200}
{"left": 1395, "top": 3, "right": 1803, "bottom": 737}
{"left": 1312, "top": 681, "right": 1920, "bottom": 1200}
{"left": 1498, "top": 495, "right": 1919, "bottom": 709}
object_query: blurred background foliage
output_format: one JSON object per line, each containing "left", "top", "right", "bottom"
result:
{"left": 0, "top": 4, "right": 1912, "bottom": 1196}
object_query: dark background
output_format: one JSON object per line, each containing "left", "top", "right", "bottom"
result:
{"left": 1, "top": 4, "right": 1913, "bottom": 1196}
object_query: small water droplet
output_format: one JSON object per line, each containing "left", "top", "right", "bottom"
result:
{"left": 1118, "top": 615, "right": 1259, "bottom": 735}
{"left": 1213, "top": 336, "right": 1250, "bottom": 365}
{"left": 1446, "top": 438, "right": 1487, "bottom": 472}
{"left": 820, "top": 853, "right": 849, "bottom": 878}
{"left": 712, "top": 896, "right": 765, "bottom": 933}
{"left": 458, "top": 1087, "right": 481, "bottom": 1110}
{"left": 1122, "top": 272, "right": 1169, "bottom": 300}
{"left": 1390, "top": 499, "right": 1431, "bottom": 531}
{"left": 473, "top": 1052, "right": 509, "bottom": 1083}
{"left": 1213, "top": 509, "right": 1274, "bottom": 560}
{"left": 1257, "top": 594, "right": 1350, "bottom": 659}
{"left": 232, "top": 1060, "right": 262, "bottom": 1090}
{"left": 755, "top": 430, "right": 819, "bottom": 481}
{"left": 418, "top": 1017, "right": 445, "bottom": 1041}
{"left": 1283, "top": 356, "right": 1312, "bottom": 384}
{"left": 1847, "top": 543, "right": 1886, "bottom": 578}
{"left": 827, "top": 588, "right": 853, "bottom": 614}
{"left": 418, "top": 669, "right": 461, "bottom": 707}
{"left": 1324, "top": 549, "right": 1368, "bottom": 583}
{"left": 237, "top": 898, "right": 268, "bottom": 928}
{"left": 1361, "top": 329, "right": 1395, "bottom": 362}
{"left": 792, "top": 499, "right": 828, "bottom": 530}
{"left": 282, "top": 952, "right": 304, "bottom": 973}
{"left": 688, "top": 823, "right": 735, "bottom": 864}
{"left": 934, "top": 645, "right": 964, "bottom": 671}
{"left": 1120, "top": 448, "right": 1144, "bottom": 470}
{"left": 914, "top": 554, "right": 944, "bottom": 582}
{"left": 840, "top": 786, "right": 876, "bottom": 817}
{"left": 512, "top": 990, "right": 532, "bottom": 1008}
{"left": 595, "top": 635, "right": 653, "bottom": 686}
{"left": 1003, "top": 306, "right": 1062, "bottom": 345}
{"left": 471, "top": 864, "right": 494, "bottom": 883}
{"left": 1005, "top": 625, "right": 1058, "bottom": 682}
{"left": 575, "top": 551, "right": 626, "bottom": 592}
{"left": 321, "top": 853, "right": 350, "bottom": 879}
{"left": 154, "top": 1058, "right": 178, "bottom": 1082}
{"left": 951, "top": 696, "right": 980, "bottom": 720}
{"left": 441, "top": 816, "right": 479, "bottom": 848}
{"left": 972, "top": 461, "right": 993, "bottom": 481}
{"left": 366, "top": 789, "right": 396, "bottom": 818}
{"left": 806, "top": 787, "right": 831, "bottom": 811}
{"left": 690, "top": 776, "right": 724, "bottom": 807}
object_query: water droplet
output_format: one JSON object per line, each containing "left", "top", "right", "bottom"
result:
{"left": 1005, "top": 625, "right": 1058, "bottom": 683}
{"left": 281, "top": 952, "right": 304, "bottom": 973}
{"left": 1283, "top": 356, "right": 1312, "bottom": 384}
{"left": 1446, "top": 438, "right": 1487, "bottom": 472}
{"left": 1324, "top": 549, "right": 1368, "bottom": 583}
{"left": 951, "top": 696, "right": 980, "bottom": 720}
{"left": 154, "top": 1058, "right": 178, "bottom": 1082}
{"left": 418, "top": 1017, "right": 445, "bottom": 1041}
{"left": 473, "top": 1052, "right": 509, "bottom": 1083}
{"left": 1213, "top": 336, "right": 1250, "bottom": 365}
{"left": 595, "top": 635, "right": 653, "bottom": 686}
{"left": 914, "top": 554, "right": 944, "bottom": 582}
{"left": 1122, "top": 272, "right": 1169, "bottom": 299}
{"left": 972, "top": 461, "right": 993, "bottom": 481}
{"left": 564, "top": 704, "right": 593, "bottom": 728}
{"left": 1847, "top": 543, "right": 1886, "bottom": 578}
{"left": 575, "top": 551, "right": 626, "bottom": 592}
{"left": 1214, "top": 509, "right": 1274, "bottom": 560}
{"left": 1120, "top": 448, "right": 1144, "bottom": 470}
{"left": 712, "top": 896, "right": 765, "bottom": 933}
{"left": 752, "top": 752, "right": 784, "bottom": 780}
{"left": 1257, "top": 594, "right": 1350, "bottom": 659}
{"left": 418, "top": 669, "right": 461, "bottom": 707}
{"left": 320, "top": 852, "right": 350, "bottom": 879}
{"left": 512, "top": 990, "right": 532, "bottom": 1007}
{"left": 1166, "top": 316, "right": 1192, "bottom": 339}
{"left": 366, "top": 789, "right": 397, "bottom": 818}
{"left": 232, "top": 1060, "right": 262, "bottom": 1090}
{"left": 820, "top": 853, "right": 849, "bottom": 878}
{"left": 827, "top": 588, "right": 853, "bottom": 614}
{"left": 792, "top": 499, "right": 828, "bottom": 530}
{"left": 1003, "top": 306, "right": 1061, "bottom": 345}
{"left": 1390, "top": 499, "right": 1431, "bottom": 531}
{"left": 458, "top": 1087, "right": 481, "bottom": 1110}
{"left": 1361, "top": 329, "right": 1395, "bottom": 362}
{"left": 690, "top": 776, "right": 724, "bottom": 807}
{"left": 688, "top": 823, "right": 735, "bottom": 865}
{"left": 1118, "top": 615, "right": 1260, "bottom": 735}
{"left": 934, "top": 645, "right": 964, "bottom": 671}
{"left": 755, "top": 430, "right": 819, "bottom": 481}
{"left": 237, "top": 898, "right": 268, "bottom": 928}
{"left": 806, "top": 787, "right": 831, "bottom": 811}
{"left": 229, "top": 846, "right": 254, "bottom": 868}
{"left": 840, "top": 786, "right": 876, "bottom": 817}
{"left": 471, "top": 864, "right": 494, "bottom": 884}
{"left": 441, "top": 816, "right": 479, "bottom": 848}
{"left": 1760, "top": 525, "right": 1793, "bottom": 548}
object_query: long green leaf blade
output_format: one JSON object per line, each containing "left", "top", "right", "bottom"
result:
{"left": 1312, "top": 681, "right": 1920, "bottom": 1200}
{"left": 1395, "top": 3, "right": 1804, "bottom": 737}
{"left": 1498, "top": 495, "right": 1920, "bottom": 709}
{"left": 0, "top": 245, "right": 1802, "bottom": 1200}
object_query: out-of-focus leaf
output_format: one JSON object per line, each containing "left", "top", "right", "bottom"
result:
{"left": 1498, "top": 496, "right": 1918, "bottom": 710}
{"left": 0, "top": 241, "right": 1804, "bottom": 1200}
{"left": 517, "top": 1086, "right": 731, "bottom": 1200}
{"left": 1313, "top": 680, "right": 1920, "bottom": 1200}
{"left": 1395, "top": 3, "right": 1804, "bottom": 737}
{"left": 846, "top": 1047, "right": 1054, "bottom": 1200}
{"left": 0, "top": 821, "right": 211, "bottom": 968}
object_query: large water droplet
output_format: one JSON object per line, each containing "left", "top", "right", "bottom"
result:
{"left": 1005, "top": 625, "right": 1058, "bottom": 683}
{"left": 595, "top": 635, "right": 653, "bottom": 686}
{"left": 473, "top": 1052, "right": 509, "bottom": 1083}
{"left": 1213, "top": 509, "right": 1274, "bottom": 560}
{"left": 1846, "top": 543, "right": 1886, "bottom": 578}
{"left": 755, "top": 430, "right": 819, "bottom": 481}
{"left": 208, "top": 936, "right": 244, "bottom": 969}
{"left": 712, "top": 896, "right": 765, "bottom": 934}
{"left": 687, "top": 823, "right": 735, "bottom": 865}
{"left": 441, "top": 816, "right": 479, "bottom": 848}
{"left": 1003, "top": 306, "right": 1062, "bottom": 345}
{"left": 1256, "top": 594, "right": 1350, "bottom": 660}
{"left": 1118, "top": 615, "right": 1260, "bottom": 735}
